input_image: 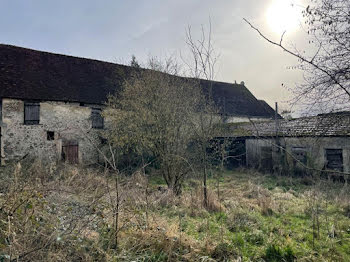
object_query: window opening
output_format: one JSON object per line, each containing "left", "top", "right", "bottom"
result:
{"left": 91, "top": 108, "right": 104, "bottom": 129}
{"left": 24, "top": 101, "right": 40, "bottom": 125}
{"left": 47, "top": 131, "right": 55, "bottom": 141}
{"left": 325, "top": 149, "right": 343, "bottom": 171}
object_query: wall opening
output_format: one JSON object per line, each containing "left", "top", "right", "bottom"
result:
{"left": 91, "top": 108, "right": 104, "bottom": 129}
{"left": 260, "top": 146, "right": 273, "bottom": 171}
{"left": 226, "top": 138, "right": 246, "bottom": 168}
{"left": 325, "top": 149, "right": 343, "bottom": 171}
{"left": 47, "top": 131, "right": 55, "bottom": 141}
{"left": 291, "top": 147, "right": 307, "bottom": 165}
{"left": 24, "top": 101, "right": 40, "bottom": 125}
{"left": 291, "top": 147, "right": 308, "bottom": 176}
{"left": 62, "top": 141, "right": 79, "bottom": 164}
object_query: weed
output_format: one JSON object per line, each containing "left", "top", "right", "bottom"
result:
{"left": 1, "top": 165, "right": 350, "bottom": 261}
{"left": 245, "top": 230, "right": 265, "bottom": 245}
{"left": 259, "top": 195, "right": 274, "bottom": 216}
{"left": 226, "top": 211, "right": 258, "bottom": 232}
{"left": 264, "top": 244, "right": 295, "bottom": 262}
{"left": 211, "top": 242, "right": 237, "bottom": 261}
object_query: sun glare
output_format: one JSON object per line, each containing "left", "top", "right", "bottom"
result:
{"left": 266, "top": 0, "right": 301, "bottom": 34}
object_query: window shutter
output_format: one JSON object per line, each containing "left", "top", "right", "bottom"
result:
{"left": 24, "top": 102, "right": 40, "bottom": 125}
{"left": 91, "top": 108, "right": 104, "bottom": 129}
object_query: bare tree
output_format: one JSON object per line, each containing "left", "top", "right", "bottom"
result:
{"left": 245, "top": 0, "right": 350, "bottom": 113}
{"left": 104, "top": 58, "right": 202, "bottom": 195}
{"left": 184, "top": 20, "right": 220, "bottom": 208}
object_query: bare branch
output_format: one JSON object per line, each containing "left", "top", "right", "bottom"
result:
{"left": 243, "top": 18, "right": 350, "bottom": 99}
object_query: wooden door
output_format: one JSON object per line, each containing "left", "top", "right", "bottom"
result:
{"left": 260, "top": 146, "right": 273, "bottom": 172}
{"left": 62, "top": 143, "right": 79, "bottom": 164}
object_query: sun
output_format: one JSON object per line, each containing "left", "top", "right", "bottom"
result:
{"left": 266, "top": 0, "right": 301, "bottom": 34}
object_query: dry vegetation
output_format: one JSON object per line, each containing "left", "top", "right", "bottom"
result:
{"left": 1, "top": 160, "right": 350, "bottom": 261}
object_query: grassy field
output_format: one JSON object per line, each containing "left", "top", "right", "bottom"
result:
{"left": 144, "top": 170, "right": 350, "bottom": 261}
{"left": 1, "top": 163, "right": 350, "bottom": 261}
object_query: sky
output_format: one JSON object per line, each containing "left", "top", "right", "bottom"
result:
{"left": 0, "top": 0, "right": 309, "bottom": 112}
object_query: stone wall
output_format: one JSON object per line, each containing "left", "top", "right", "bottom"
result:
{"left": 1, "top": 98, "right": 103, "bottom": 165}
{"left": 225, "top": 116, "right": 272, "bottom": 124}
{"left": 246, "top": 137, "right": 350, "bottom": 173}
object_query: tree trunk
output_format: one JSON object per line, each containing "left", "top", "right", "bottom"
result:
{"left": 115, "top": 174, "right": 120, "bottom": 250}
{"left": 203, "top": 144, "right": 208, "bottom": 208}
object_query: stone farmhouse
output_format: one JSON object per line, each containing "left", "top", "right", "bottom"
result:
{"left": 227, "top": 112, "right": 350, "bottom": 174}
{"left": 0, "top": 44, "right": 276, "bottom": 165}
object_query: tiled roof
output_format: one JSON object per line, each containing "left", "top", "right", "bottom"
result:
{"left": 258, "top": 100, "right": 279, "bottom": 118}
{"left": 0, "top": 44, "right": 276, "bottom": 118}
{"left": 228, "top": 112, "right": 350, "bottom": 137}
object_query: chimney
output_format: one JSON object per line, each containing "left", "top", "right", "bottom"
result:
{"left": 275, "top": 102, "right": 278, "bottom": 137}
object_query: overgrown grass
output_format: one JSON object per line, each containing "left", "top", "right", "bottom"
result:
{"left": 146, "top": 169, "right": 350, "bottom": 261}
{"left": 1, "top": 162, "right": 350, "bottom": 261}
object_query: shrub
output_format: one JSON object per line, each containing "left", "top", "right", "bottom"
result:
{"left": 263, "top": 244, "right": 295, "bottom": 262}
{"left": 259, "top": 195, "right": 274, "bottom": 216}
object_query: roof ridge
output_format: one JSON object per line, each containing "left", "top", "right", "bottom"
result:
{"left": 0, "top": 44, "right": 249, "bottom": 87}
{"left": 0, "top": 43, "right": 276, "bottom": 118}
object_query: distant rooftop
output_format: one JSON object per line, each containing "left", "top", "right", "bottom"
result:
{"left": 226, "top": 111, "right": 350, "bottom": 137}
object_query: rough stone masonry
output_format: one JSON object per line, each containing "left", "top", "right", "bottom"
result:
{"left": 1, "top": 98, "right": 102, "bottom": 165}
